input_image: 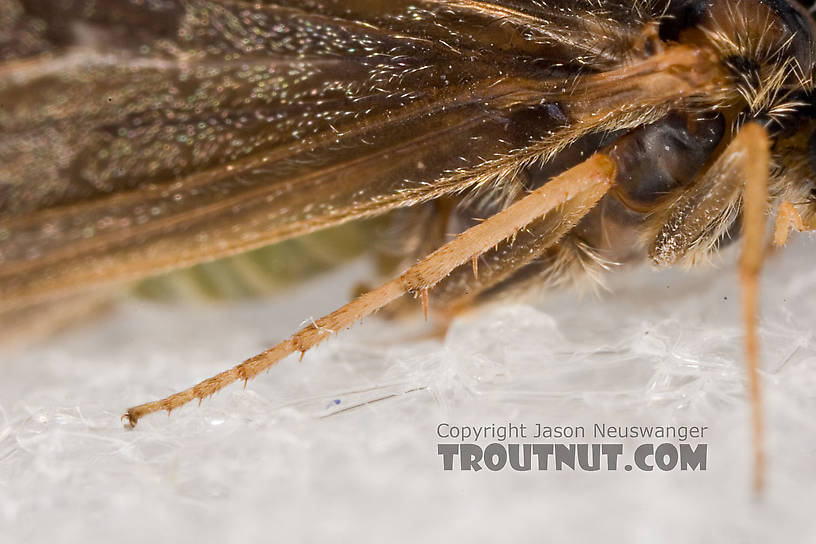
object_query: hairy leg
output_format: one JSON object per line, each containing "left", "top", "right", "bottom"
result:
{"left": 124, "top": 153, "right": 617, "bottom": 426}
{"left": 423, "top": 186, "right": 609, "bottom": 315}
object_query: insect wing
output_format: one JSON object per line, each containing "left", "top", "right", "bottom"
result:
{"left": 0, "top": 1, "right": 715, "bottom": 309}
{"left": 0, "top": 0, "right": 616, "bottom": 307}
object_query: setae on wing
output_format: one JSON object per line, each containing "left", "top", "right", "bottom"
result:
{"left": 0, "top": 0, "right": 719, "bottom": 308}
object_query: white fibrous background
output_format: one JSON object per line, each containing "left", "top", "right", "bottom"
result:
{"left": 1, "top": 236, "right": 816, "bottom": 543}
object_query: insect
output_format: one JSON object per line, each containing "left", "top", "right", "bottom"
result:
{"left": 2, "top": 0, "right": 816, "bottom": 491}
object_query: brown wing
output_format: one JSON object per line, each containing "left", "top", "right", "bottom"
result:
{"left": 0, "top": 0, "right": 719, "bottom": 308}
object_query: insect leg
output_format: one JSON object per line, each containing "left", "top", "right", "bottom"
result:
{"left": 738, "top": 123, "right": 771, "bottom": 493}
{"left": 419, "top": 186, "right": 610, "bottom": 315}
{"left": 773, "top": 201, "right": 816, "bottom": 246}
{"left": 649, "top": 122, "right": 771, "bottom": 491}
{"left": 123, "top": 153, "right": 617, "bottom": 427}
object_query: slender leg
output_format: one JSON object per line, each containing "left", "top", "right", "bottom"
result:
{"left": 738, "top": 122, "right": 770, "bottom": 493}
{"left": 650, "top": 121, "right": 771, "bottom": 491}
{"left": 124, "top": 153, "right": 617, "bottom": 426}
